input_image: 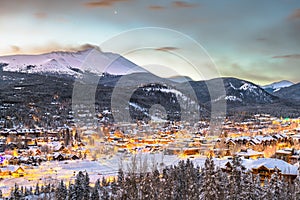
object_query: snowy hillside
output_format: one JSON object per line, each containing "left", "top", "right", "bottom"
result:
{"left": 262, "top": 80, "right": 294, "bottom": 93}
{"left": 0, "top": 48, "right": 144, "bottom": 77}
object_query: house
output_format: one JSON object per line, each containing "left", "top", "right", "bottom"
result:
{"left": 236, "top": 149, "right": 264, "bottom": 159}
{"left": 275, "top": 149, "right": 292, "bottom": 162}
{"left": 53, "top": 153, "right": 65, "bottom": 161}
{"left": 0, "top": 165, "right": 25, "bottom": 177}
{"left": 221, "top": 158, "right": 298, "bottom": 182}
{"left": 68, "top": 154, "right": 80, "bottom": 160}
{"left": 244, "top": 158, "right": 298, "bottom": 182}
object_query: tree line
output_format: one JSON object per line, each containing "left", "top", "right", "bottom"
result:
{"left": 4, "top": 157, "right": 300, "bottom": 200}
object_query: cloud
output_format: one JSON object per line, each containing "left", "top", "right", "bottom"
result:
{"left": 172, "top": 1, "right": 198, "bottom": 8}
{"left": 288, "top": 8, "right": 300, "bottom": 20}
{"left": 155, "top": 47, "right": 179, "bottom": 52}
{"left": 148, "top": 5, "right": 165, "bottom": 10}
{"left": 10, "top": 45, "right": 21, "bottom": 53}
{"left": 43, "top": 43, "right": 101, "bottom": 53}
{"left": 272, "top": 54, "right": 300, "bottom": 59}
{"left": 5, "top": 43, "right": 101, "bottom": 55}
{"left": 34, "top": 12, "right": 47, "bottom": 19}
{"left": 84, "top": 0, "right": 131, "bottom": 8}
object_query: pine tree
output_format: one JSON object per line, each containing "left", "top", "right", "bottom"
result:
{"left": 270, "top": 167, "right": 283, "bottom": 200}
{"left": 117, "top": 168, "right": 124, "bottom": 187}
{"left": 90, "top": 185, "right": 100, "bottom": 200}
{"left": 55, "top": 180, "right": 67, "bottom": 200}
{"left": 160, "top": 167, "right": 173, "bottom": 200}
{"left": 201, "top": 157, "right": 218, "bottom": 200}
{"left": 101, "top": 187, "right": 110, "bottom": 200}
{"left": 10, "top": 183, "right": 22, "bottom": 200}
{"left": 228, "top": 156, "right": 243, "bottom": 200}
{"left": 74, "top": 171, "right": 85, "bottom": 199}
{"left": 35, "top": 183, "right": 40, "bottom": 196}
{"left": 68, "top": 184, "right": 77, "bottom": 200}
{"left": 261, "top": 178, "right": 272, "bottom": 200}
{"left": 215, "top": 168, "right": 227, "bottom": 200}
{"left": 292, "top": 177, "right": 300, "bottom": 200}
{"left": 83, "top": 172, "right": 90, "bottom": 200}
{"left": 241, "top": 172, "right": 259, "bottom": 200}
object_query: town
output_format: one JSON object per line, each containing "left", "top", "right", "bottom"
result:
{"left": 1, "top": 113, "right": 300, "bottom": 188}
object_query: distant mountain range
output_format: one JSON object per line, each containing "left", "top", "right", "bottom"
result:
{"left": 0, "top": 49, "right": 300, "bottom": 126}
{"left": 262, "top": 80, "right": 294, "bottom": 93}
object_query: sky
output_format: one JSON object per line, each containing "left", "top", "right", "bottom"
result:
{"left": 0, "top": 0, "right": 300, "bottom": 85}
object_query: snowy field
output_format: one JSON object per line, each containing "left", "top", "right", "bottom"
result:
{"left": 1, "top": 152, "right": 296, "bottom": 198}
{"left": 0, "top": 153, "right": 215, "bottom": 197}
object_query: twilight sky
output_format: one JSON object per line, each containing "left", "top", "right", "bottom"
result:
{"left": 0, "top": 0, "right": 300, "bottom": 85}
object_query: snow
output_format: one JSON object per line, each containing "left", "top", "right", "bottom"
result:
{"left": 0, "top": 48, "right": 143, "bottom": 77}
{"left": 225, "top": 96, "right": 242, "bottom": 102}
{"left": 239, "top": 83, "right": 257, "bottom": 91}
{"left": 0, "top": 153, "right": 298, "bottom": 198}
{"left": 236, "top": 149, "right": 264, "bottom": 157}
{"left": 262, "top": 80, "right": 294, "bottom": 92}
{"left": 242, "top": 158, "right": 298, "bottom": 175}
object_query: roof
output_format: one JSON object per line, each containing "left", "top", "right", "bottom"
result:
{"left": 1, "top": 165, "right": 24, "bottom": 172}
{"left": 236, "top": 149, "right": 264, "bottom": 157}
{"left": 275, "top": 150, "right": 291, "bottom": 155}
{"left": 242, "top": 158, "right": 298, "bottom": 175}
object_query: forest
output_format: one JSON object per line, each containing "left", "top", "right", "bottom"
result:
{"left": 4, "top": 157, "right": 300, "bottom": 200}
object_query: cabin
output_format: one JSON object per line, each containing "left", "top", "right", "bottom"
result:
{"left": 0, "top": 165, "right": 25, "bottom": 177}
{"left": 222, "top": 158, "right": 298, "bottom": 183}
{"left": 236, "top": 149, "right": 264, "bottom": 159}
{"left": 245, "top": 158, "right": 298, "bottom": 182}
{"left": 183, "top": 147, "right": 202, "bottom": 155}
{"left": 53, "top": 153, "right": 65, "bottom": 161}
{"left": 275, "top": 150, "right": 292, "bottom": 162}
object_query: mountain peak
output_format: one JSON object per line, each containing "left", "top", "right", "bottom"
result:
{"left": 0, "top": 48, "right": 144, "bottom": 77}
{"left": 262, "top": 80, "right": 294, "bottom": 93}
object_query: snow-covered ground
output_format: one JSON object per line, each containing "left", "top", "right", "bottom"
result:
{"left": 1, "top": 152, "right": 297, "bottom": 197}
{"left": 0, "top": 153, "right": 179, "bottom": 196}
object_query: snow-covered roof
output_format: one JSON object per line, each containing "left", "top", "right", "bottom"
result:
{"left": 236, "top": 149, "right": 264, "bottom": 157}
{"left": 275, "top": 150, "right": 291, "bottom": 155}
{"left": 1, "top": 165, "right": 24, "bottom": 172}
{"left": 242, "top": 158, "right": 298, "bottom": 175}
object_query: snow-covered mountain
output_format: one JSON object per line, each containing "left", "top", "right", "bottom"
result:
{"left": 223, "top": 78, "right": 277, "bottom": 104}
{"left": 185, "top": 78, "right": 278, "bottom": 106}
{"left": 0, "top": 48, "right": 145, "bottom": 77}
{"left": 262, "top": 80, "right": 294, "bottom": 93}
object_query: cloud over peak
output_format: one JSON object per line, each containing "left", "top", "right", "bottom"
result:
{"left": 84, "top": 0, "right": 131, "bottom": 8}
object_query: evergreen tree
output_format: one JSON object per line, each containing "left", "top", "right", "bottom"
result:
{"left": 101, "top": 187, "right": 110, "bottom": 200}
{"left": 68, "top": 184, "right": 77, "bottom": 200}
{"left": 55, "top": 180, "right": 67, "bottom": 200}
{"left": 215, "top": 168, "right": 228, "bottom": 200}
{"left": 34, "top": 183, "right": 40, "bottom": 196}
{"left": 90, "top": 185, "right": 100, "bottom": 200}
{"left": 269, "top": 168, "right": 283, "bottom": 200}
{"left": 117, "top": 168, "right": 124, "bottom": 187}
{"left": 228, "top": 156, "right": 243, "bottom": 200}
{"left": 201, "top": 157, "right": 218, "bottom": 200}
{"left": 83, "top": 172, "right": 90, "bottom": 200}
{"left": 74, "top": 171, "right": 85, "bottom": 199}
